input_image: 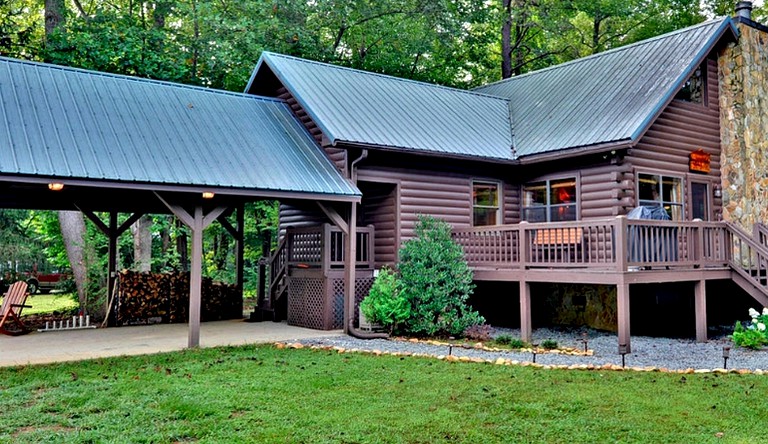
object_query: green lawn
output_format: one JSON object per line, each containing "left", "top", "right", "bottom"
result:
{"left": 0, "top": 293, "right": 79, "bottom": 316}
{"left": 0, "top": 345, "right": 764, "bottom": 444}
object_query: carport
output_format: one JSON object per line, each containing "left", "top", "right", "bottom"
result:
{"left": 0, "top": 56, "right": 361, "bottom": 347}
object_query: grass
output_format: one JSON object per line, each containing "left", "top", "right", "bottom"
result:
{"left": 0, "top": 293, "right": 78, "bottom": 317}
{"left": 0, "top": 346, "right": 766, "bottom": 443}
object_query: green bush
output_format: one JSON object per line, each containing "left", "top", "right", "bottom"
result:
{"left": 732, "top": 307, "right": 768, "bottom": 349}
{"left": 398, "top": 215, "right": 484, "bottom": 337}
{"left": 541, "top": 339, "right": 559, "bottom": 350}
{"left": 493, "top": 334, "right": 528, "bottom": 349}
{"left": 360, "top": 267, "right": 409, "bottom": 334}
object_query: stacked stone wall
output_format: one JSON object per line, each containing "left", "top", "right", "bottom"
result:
{"left": 719, "top": 23, "right": 768, "bottom": 231}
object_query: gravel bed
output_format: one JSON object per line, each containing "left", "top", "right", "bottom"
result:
{"left": 297, "top": 327, "right": 768, "bottom": 371}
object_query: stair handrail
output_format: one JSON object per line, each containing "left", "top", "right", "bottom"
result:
{"left": 267, "top": 235, "right": 288, "bottom": 305}
{"left": 725, "top": 222, "right": 768, "bottom": 290}
{"left": 754, "top": 223, "right": 768, "bottom": 249}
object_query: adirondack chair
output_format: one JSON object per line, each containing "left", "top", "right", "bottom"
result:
{"left": 0, "top": 281, "right": 31, "bottom": 336}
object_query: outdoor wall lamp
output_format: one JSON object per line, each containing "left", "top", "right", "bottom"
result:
{"left": 202, "top": 191, "right": 215, "bottom": 199}
{"left": 48, "top": 182, "right": 64, "bottom": 191}
{"left": 713, "top": 185, "right": 722, "bottom": 198}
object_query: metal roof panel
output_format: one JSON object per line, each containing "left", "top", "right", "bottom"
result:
{"left": 0, "top": 57, "right": 359, "bottom": 197}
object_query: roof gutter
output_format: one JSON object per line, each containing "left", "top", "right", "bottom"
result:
{"left": 346, "top": 149, "right": 389, "bottom": 340}
{"left": 336, "top": 140, "right": 519, "bottom": 166}
{"left": 516, "top": 141, "right": 633, "bottom": 165}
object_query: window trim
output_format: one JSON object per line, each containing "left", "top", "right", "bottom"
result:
{"left": 674, "top": 61, "right": 708, "bottom": 107}
{"left": 521, "top": 174, "right": 579, "bottom": 223}
{"left": 636, "top": 171, "right": 685, "bottom": 221}
{"left": 471, "top": 179, "right": 503, "bottom": 226}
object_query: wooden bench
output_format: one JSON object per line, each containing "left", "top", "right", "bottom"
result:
{"left": 532, "top": 227, "right": 584, "bottom": 263}
{"left": 0, "top": 281, "right": 32, "bottom": 336}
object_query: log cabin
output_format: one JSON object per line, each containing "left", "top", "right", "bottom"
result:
{"left": 246, "top": 7, "right": 768, "bottom": 351}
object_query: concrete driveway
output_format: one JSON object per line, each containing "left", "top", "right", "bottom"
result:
{"left": 0, "top": 320, "right": 341, "bottom": 368}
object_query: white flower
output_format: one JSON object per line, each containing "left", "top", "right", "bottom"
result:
{"left": 749, "top": 308, "right": 760, "bottom": 318}
{"left": 753, "top": 318, "right": 759, "bottom": 324}
{"left": 763, "top": 307, "right": 768, "bottom": 316}
{"left": 759, "top": 323, "right": 766, "bottom": 332}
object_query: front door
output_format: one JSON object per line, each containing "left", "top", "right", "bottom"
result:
{"left": 691, "top": 182, "right": 710, "bottom": 221}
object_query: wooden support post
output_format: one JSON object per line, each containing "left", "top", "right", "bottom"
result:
{"left": 257, "top": 229, "right": 270, "bottom": 310}
{"left": 107, "top": 212, "right": 118, "bottom": 327}
{"left": 344, "top": 202, "right": 357, "bottom": 334}
{"left": 519, "top": 280, "right": 531, "bottom": 343}
{"left": 189, "top": 206, "right": 204, "bottom": 348}
{"left": 617, "top": 283, "right": 631, "bottom": 353}
{"left": 615, "top": 216, "right": 628, "bottom": 271}
{"left": 694, "top": 279, "right": 707, "bottom": 343}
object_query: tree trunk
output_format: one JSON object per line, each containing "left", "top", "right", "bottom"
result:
{"left": 131, "top": 215, "right": 153, "bottom": 272}
{"left": 501, "top": 0, "right": 513, "bottom": 79}
{"left": 176, "top": 219, "right": 189, "bottom": 271}
{"left": 44, "top": 0, "right": 65, "bottom": 41}
{"left": 58, "top": 211, "right": 88, "bottom": 309}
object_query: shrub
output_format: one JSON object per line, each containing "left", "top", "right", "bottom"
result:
{"left": 732, "top": 307, "right": 768, "bottom": 349}
{"left": 463, "top": 324, "right": 493, "bottom": 342}
{"left": 493, "top": 334, "right": 528, "bottom": 349}
{"left": 541, "top": 339, "right": 559, "bottom": 350}
{"left": 398, "top": 215, "right": 484, "bottom": 337}
{"left": 359, "top": 267, "right": 410, "bottom": 335}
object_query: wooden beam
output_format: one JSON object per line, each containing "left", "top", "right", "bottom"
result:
{"left": 202, "top": 207, "right": 227, "bottom": 229}
{"left": 217, "top": 212, "right": 243, "bottom": 241}
{"left": 694, "top": 280, "right": 707, "bottom": 343}
{"left": 106, "top": 212, "right": 118, "bottom": 327}
{"left": 77, "top": 207, "right": 109, "bottom": 235}
{"left": 318, "top": 202, "right": 349, "bottom": 234}
{"left": 154, "top": 192, "right": 194, "bottom": 227}
{"left": 519, "top": 280, "right": 531, "bottom": 343}
{"left": 116, "top": 212, "right": 145, "bottom": 236}
{"left": 617, "top": 283, "right": 631, "bottom": 353}
{"left": 344, "top": 202, "right": 357, "bottom": 333}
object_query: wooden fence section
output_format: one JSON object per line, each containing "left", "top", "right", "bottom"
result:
{"left": 452, "top": 217, "right": 733, "bottom": 272}
{"left": 281, "top": 224, "right": 375, "bottom": 271}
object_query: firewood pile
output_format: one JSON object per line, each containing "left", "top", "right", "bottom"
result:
{"left": 117, "top": 270, "right": 241, "bottom": 325}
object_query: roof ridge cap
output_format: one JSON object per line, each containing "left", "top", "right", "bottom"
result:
{"left": 262, "top": 51, "right": 511, "bottom": 103}
{"left": 0, "top": 55, "right": 285, "bottom": 103}
{"left": 476, "top": 16, "right": 730, "bottom": 91}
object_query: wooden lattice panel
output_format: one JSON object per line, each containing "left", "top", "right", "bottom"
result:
{"left": 287, "top": 277, "right": 326, "bottom": 329}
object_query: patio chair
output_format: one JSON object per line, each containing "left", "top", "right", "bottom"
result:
{"left": 0, "top": 281, "right": 31, "bottom": 336}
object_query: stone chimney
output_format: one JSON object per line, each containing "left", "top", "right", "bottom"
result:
{"left": 735, "top": 1, "right": 753, "bottom": 20}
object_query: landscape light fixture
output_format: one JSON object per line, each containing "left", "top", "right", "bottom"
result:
{"left": 722, "top": 346, "right": 730, "bottom": 369}
{"left": 618, "top": 343, "right": 629, "bottom": 368}
{"left": 48, "top": 182, "right": 64, "bottom": 191}
{"left": 202, "top": 191, "right": 215, "bottom": 199}
{"left": 581, "top": 331, "right": 589, "bottom": 353}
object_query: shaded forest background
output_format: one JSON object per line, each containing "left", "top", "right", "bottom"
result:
{"left": 0, "top": 0, "right": 764, "bottom": 313}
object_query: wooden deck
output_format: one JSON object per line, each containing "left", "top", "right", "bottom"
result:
{"left": 453, "top": 216, "right": 768, "bottom": 351}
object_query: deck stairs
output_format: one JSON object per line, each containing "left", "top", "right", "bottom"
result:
{"left": 730, "top": 222, "right": 768, "bottom": 307}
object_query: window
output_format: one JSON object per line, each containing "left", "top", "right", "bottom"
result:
{"left": 522, "top": 178, "right": 577, "bottom": 222}
{"left": 675, "top": 64, "right": 705, "bottom": 104}
{"left": 472, "top": 181, "right": 501, "bottom": 226}
{"left": 638, "top": 173, "right": 683, "bottom": 220}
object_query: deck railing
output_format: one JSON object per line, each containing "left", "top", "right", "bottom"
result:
{"left": 452, "top": 217, "right": 732, "bottom": 271}
{"left": 283, "top": 224, "right": 375, "bottom": 271}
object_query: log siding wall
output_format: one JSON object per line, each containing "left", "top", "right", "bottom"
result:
{"left": 628, "top": 57, "right": 723, "bottom": 219}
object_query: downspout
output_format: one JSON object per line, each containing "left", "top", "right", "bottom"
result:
{"left": 347, "top": 149, "right": 388, "bottom": 339}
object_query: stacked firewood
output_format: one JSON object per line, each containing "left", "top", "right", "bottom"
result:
{"left": 117, "top": 270, "right": 241, "bottom": 325}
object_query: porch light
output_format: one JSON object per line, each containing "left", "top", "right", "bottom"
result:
{"left": 202, "top": 191, "right": 214, "bottom": 199}
{"left": 48, "top": 182, "right": 64, "bottom": 191}
{"left": 713, "top": 185, "right": 722, "bottom": 198}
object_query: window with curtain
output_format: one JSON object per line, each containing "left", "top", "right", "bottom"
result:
{"left": 522, "top": 178, "right": 577, "bottom": 222}
{"left": 637, "top": 173, "right": 683, "bottom": 220}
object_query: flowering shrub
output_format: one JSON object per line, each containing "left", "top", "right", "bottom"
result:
{"left": 731, "top": 307, "right": 768, "bottom": 350}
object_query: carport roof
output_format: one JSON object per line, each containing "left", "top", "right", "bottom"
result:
{"left": 0, "top": 57, "right": 360, "bottom": 201}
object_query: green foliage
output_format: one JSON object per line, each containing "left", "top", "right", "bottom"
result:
{"left": 398, "top": 215, "right": 484, "bottom": 337}
{"left": 541, "top": 339, "right": 559, "bottom": 350}
{"left": 492, "top": 334, "right": 529, "bottom": 349}
{"left": 732, "top": 307, "right": 768, "bottom": 350}
{"left": 360, "top": 267, "right": 410, "bottom": 334}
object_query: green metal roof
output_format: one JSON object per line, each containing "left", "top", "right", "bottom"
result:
{"left": 0, "top": 57, "right": 360, "bottom": 199}
{"left": 476, "top": 17, "right": 738, "bottom": 159}
{"left": 247, "top": 18, "right": 736, "bottom": 163}
{"left": 247, "top": 52, "right": 515, "bottom": 161}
